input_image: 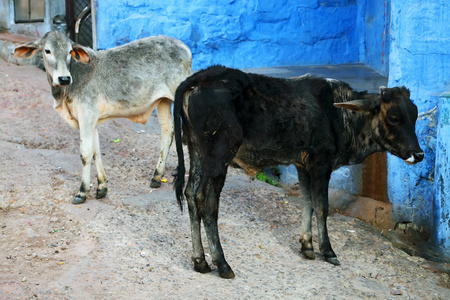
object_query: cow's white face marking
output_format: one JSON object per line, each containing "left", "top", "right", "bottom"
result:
{"left": 405, "top": 155, "right": 416, "bottom": 165}
{"left": 404, "top": 152, "right": 423, "bottom": 165}
{"left": 42, "top": 40, "right": 73, "bottom": 86}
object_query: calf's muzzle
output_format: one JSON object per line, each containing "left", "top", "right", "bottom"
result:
{"left": 58, "top": 76, "right": 71, "bottom": 86}
{"left": 404, "top": 150, "right": 424, "bottom": 165}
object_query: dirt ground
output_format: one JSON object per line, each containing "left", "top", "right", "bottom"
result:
{"left": 0, "top": 58, "right": 449, "bottom": 299}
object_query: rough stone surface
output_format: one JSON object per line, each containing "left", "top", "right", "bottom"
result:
{"left": 387, "top": 0, "right": 450, "bottom": 255}
{"left": 435, "top": 95, "right": 450, "bottom": 251}
{"left": 95, "top": 0, "right": 360, "bottom": 70}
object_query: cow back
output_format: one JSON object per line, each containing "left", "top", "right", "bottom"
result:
{"left": 65, "top": 36, "right": 191, "bottom": 104}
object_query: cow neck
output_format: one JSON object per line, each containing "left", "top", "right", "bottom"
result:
{"left": 340, "top": 108, "right": 384, "bottom": 165}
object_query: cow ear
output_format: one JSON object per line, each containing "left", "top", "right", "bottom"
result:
{"left": 379, "top": 85, "right": 400, "bottom": 103}
{"left": 13, "top": 42, "right": 40, "bottom": 59}
{"left": 334, "top": 99, "right": 377, "bottom": 113}
{"left": 379, "top": 86, "right": 389, "bottom": 102}
{"left": 71, "top": 44, "right": 91, "bottom": 63}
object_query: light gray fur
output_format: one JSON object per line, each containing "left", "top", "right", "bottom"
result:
{"left": 14, "top": 30, "right": 192, "bottom": 203}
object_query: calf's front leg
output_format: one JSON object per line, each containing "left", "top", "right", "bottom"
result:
{"left": 310, "top": 168, "right": 340, "bottom": 265}
{"left": 296, "top": 166, "right": 315, "bottom": 260}
{"left": 73, "top": 117, "right": 97, "bottom": 204}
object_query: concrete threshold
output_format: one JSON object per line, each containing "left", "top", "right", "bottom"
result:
{"left": 0, "top": 32, "right": 41, "bottom": 66}
{"left": 0, "top": 32, "right": 38, "bottom": 44}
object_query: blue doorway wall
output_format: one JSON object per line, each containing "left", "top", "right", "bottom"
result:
{"left": 388, "top": 0, "right": 450, "bottom": 257}
{"left": 94, "top": 0, "right": 362, "bottom": 70}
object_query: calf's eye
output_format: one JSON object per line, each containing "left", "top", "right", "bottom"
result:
{"left": 45, "top": 49, "right": 51, "bottom": 54}
{"left": 388, "top": 115, "right": 400, "bottom": 124}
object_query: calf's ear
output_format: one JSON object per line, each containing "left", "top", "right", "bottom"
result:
{"left": 379, "top": 86, "right": 391, "bottom": 102}
{"left": 71, "top": 44, "right": 91, "bottom": 63}
{"left": 334, "top": 99, "right": 377, "bottom": 113}
{"left": 13, "top": 42, "right": 40, "bottom": 59}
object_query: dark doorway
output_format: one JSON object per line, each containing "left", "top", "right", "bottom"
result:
{"left": 65, "top": 0, "right": 92, "bottom": 47}
{"left": 361, "top": 152, "right": 389, "bottom": 202}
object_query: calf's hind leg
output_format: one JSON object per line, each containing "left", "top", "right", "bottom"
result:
{"left": 185, "top": 152, "right": 211, "bottom": 274}
{"left": 93, "top": 128, "right": 108, "bottom": 199}
{"left": 201, "top": 170, "right": 235, "bottom": 279}
{"left": 151, "top": 98, "right": 174, "bottom": 188}
{"left": 186, "top": 147, "right": 236, "bottom": 278}
{"left": 199, "top": 120, "right": 242, "bottom": 279}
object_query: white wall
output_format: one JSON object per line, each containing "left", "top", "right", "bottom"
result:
{"left": 1, "top": 0, "right": 65, "bottom": 37}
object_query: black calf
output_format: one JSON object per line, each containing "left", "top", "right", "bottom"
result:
{"left": 174, "top": 65, "right": 423, "bottom": 278}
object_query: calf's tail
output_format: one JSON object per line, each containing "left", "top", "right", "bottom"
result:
{"left": 173, "top": 78, "right": 192, "bottom": 211}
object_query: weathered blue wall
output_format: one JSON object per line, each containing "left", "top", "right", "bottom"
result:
{"left": 94, "top": 0, "right": 360, "bottom": 70}
{"left": 362, "top": 0, "right": 389, "bottom": 75}
{"left": 388, "top": 0, "right": 450, "bottom": 251}
{"left": 436, "top": 94, "right": 450, "bottom": 251}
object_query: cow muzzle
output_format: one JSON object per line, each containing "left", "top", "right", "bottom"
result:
{"left": 404, "top": 151, "right": 424, "bottom": 165}
{"left": 58, "top": 76, "right": 72, "bottom": 86}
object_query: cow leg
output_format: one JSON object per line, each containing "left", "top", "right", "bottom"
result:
{"left": 200, "top": 126, "right": 241, "bottom": 279}
{"left": 310, "top": 165, "right": 340, "bottom": 265}
{"left": 186, "top": 152, "right": 235, "bottom": 278}
{"left": 185, "top": 102, "right": 242, "bottom": 278}
{"left": 201, "top": 170, "right": 235, "bottom": 279}
{"left": 185, "top": 152, "right": 211, "bottom": 274}
{"left": 151, "top": 98, "right": 174, "bottom": 188}
{"left": 73, "top": 118, "right": 97, "bottom": 204}
{"left": 296, "top": 166, "right": 315, "bottom": 260}
{"left": 93, "top": 128, "right": 107, "bottom": 199}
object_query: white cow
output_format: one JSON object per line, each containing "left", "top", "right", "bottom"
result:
{"left": 14, "top": 31, "right": 192, "bottom": 204}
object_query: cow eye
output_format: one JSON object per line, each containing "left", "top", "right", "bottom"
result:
{"left": 45, "top": 49, "right": 51, "bottom": 54}
{"left": 388, "top": 115, "right": 400, "bottom": 125}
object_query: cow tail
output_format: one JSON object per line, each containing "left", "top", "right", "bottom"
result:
{"left": 173, "top": 79, "right": 190, "bottom": 212}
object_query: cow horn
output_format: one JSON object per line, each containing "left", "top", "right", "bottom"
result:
{"left": 334, "top": 99, "right": 377, "bottom": 113}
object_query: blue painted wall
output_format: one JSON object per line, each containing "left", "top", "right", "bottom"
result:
{"left": 388, "top": 0, "right": 450, "bottom": 252}
{"left": 95, "top": 0, "right": 360, "bottom": 70}
{"left": 436, "top": 94, "right": 450, "bottom": 251}
{"left": 361, "top": 0, "right": 390, "bottom": 75}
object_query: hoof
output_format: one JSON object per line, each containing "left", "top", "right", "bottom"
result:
{"left": 193, "top": 258, "right": 212, "bottom": 274}
{"left": 301, "top": 249, "right": 316, "bottom": 260}
{"left": 217, "top": 263, "right": 235, "bottom": 279}
{"left": 219, "top": 269, "right": 235, "bottom": 279}
{"left": 73, "top": 195, "right": 86, "bottom": 204}
{"left": 150, "top": 178, "right": 161, "bottom": 188}
{"left": 96, "top": 187, "right": 108, "bottom": 199}
{"left": 325, "top": 256, "right": 341, "bottom": 266}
